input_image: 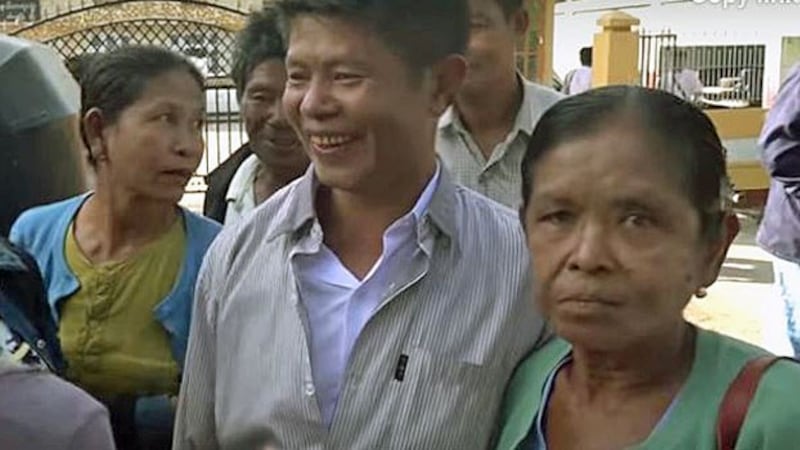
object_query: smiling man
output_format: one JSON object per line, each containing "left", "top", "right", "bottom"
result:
{"left": 203, "top": 8, "right": 309, "bottom": 225}
{"left": 437, "top": 0, "right": 563, "bottom": 209}
{"left": 173, "top": 0, "right": 546, "bottom": 449}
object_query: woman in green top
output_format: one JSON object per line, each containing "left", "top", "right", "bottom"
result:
{"left": 496, "top": 85, "right": 800, "bottom": 450}
{"left": 11, "top": 46, "right": 221, "bottom": 449}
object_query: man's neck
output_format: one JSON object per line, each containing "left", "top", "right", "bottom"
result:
{"left": 455, "top": 73, "right": 524, "bottom": 158}
{"left": 316, "top": 159, "right": 436, "bottom": 279}
{"left": 254, "top": 164, "right": 306, "bottom": 204}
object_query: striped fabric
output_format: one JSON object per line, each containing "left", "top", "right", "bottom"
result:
{"left": 436, "top": 78, "right": 564, "bottom": 210}
{"left": 173, "top": 166, "right": 546, "bottom": 450}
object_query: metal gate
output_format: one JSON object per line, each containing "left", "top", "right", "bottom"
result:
{"left": 13, "top": 1, "right": 248, "bottom": 193}
{"left": 639, "top": 29, "right": 678, "bottom": 90}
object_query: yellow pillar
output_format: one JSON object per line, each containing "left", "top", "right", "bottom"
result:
{"left": 592, "top": 11, "right": 640, "bottom": 87}
{"left": 533, "top": 0, "right": 555, "bottom": 84}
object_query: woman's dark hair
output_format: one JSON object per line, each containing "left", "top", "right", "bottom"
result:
{"left": 521, "top": 85, "right": 731, "bottom": 242}
{"left": 79, "top": 45, "right": 204, "bottom": 165}
{"left": 231, "top": 7, "right": 286, "bottom": 100}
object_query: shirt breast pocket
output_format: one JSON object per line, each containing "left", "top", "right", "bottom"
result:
{"left": 389, "top": 346, "right": 505, "bottom": 449}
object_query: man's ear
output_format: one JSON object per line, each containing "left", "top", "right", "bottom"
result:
{"left": 428, "top": 54, "right": 467, "bottom": 117}
{"left": 82, "top": 107, "right": 109, "bottom": 163}
{"left": 700, "top": 212, "right": 739, "bottom": 288}
{"left": 511, "top": 8, "right": 530, "bottom": 36}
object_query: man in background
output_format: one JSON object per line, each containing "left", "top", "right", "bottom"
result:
{"left": 437, "top": 0, "right": 563, "bottom": 209}
{"left": 562, "top": 46, "right": 592, "bottom": 95}
{"left": 204, "top": 8, "right": 308, "bottom": 225}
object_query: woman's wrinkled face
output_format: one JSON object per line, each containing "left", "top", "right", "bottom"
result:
{"left": 99, "top": 69, "right": 205, "bottom": 204}
{"left": 523, "top": 120, "right": 727, "bottom": 351}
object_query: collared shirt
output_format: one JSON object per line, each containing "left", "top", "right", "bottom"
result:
{"left": 437, "top": 76, "right": 563, "bottom": 209}
{"left": 174, "top": 165, "right": 546, "bottom": 450}
{"left": 223, "top": 153, "right": 262, "bottom": 226}
{"left": 565, "top": 66, "right": 592, "bottom": 95}
{"left": 293, "top": 164, "right": 440, "bottom": 427}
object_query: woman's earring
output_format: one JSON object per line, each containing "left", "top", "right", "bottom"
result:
{"left": 695, "top": 287, "right": 708, "bottom": 299}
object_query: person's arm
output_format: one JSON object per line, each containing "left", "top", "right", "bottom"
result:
{"left": 67, "top": 406, "right": 116, "bottom": 450}
{"left": 760, "top": 68, "right": 800, "bottom": 197}
{"left": 561, "top": 69, "right": 575, "bottom": 95}
{"left": 172, "top": 253, "right": 220, "bottom": 450}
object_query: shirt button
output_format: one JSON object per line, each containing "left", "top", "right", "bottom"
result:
{"left": 35, "top": 339, "right": 46, "bottom": 350}
{"left": 304, "top": 382, "right": 315, "bottom": 396}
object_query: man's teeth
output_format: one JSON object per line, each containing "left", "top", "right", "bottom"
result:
{"left": 311, "top": 135, "right": 353, "bottom": 147}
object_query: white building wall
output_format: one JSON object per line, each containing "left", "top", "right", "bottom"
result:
{"left": 554, "top": 0, "right": 800, "bottom": 104}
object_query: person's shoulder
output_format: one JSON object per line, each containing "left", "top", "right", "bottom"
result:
{"left": 12, "top": 195, "right": 84, "bottom": 229}
{"left": 452, "top": 185, "right": 522, "bottom": 234}
{"left": 495, "top": 338, "right": 569, "bottom": 450}
{"left": 701, "top": 331, "right": 800, "bottom": 445}
{"left": 205, "top": 176, "right": 304, "bottom": 260}
{"left": 10, "top": 194, "right": 86, "bottom": 248}
{"left": 779, "top": 64, "right": 800, "bottom": 100}
{"left": 522, "top": 79, "right": 565, "bottom": 108}
{"left": 182, "top": 208, "right": 222, "bottom": 244}
{"left": 205, "top": 144, "right": 252, "bottom": 187}
{"left": 740, "top": 357, "right": 800, "bottom": 445}
{"left": 511, "top": 337, "right": 570, "bottom": 384}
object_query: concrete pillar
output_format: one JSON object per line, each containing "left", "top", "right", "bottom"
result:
{"left": 592, "top": 11, "right": 640, "bottom": 87}
{"left": 532, "top": 0, "right": 555, "bottom": 84}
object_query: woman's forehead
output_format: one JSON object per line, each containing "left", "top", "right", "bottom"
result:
{"left": 129, "top": 71, "right": 203, "bottom": 109}
{"left": 530, "top": 126, "right": 690, "bottom": 203}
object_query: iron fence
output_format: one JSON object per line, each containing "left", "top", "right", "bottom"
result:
{"left": 640, "top": 29, "right": 765, "bottom": 108}
{"left": 676, "top": 44, "right": 765, "bottom": 108}
{"left": 639, "top": 29, "right": 678, "bottom": 90}
{"left": 37, "top": 0, "right": 252, "bottom": 21}
{"left": 41, "top": 17, "right": 245, "bottom": 192}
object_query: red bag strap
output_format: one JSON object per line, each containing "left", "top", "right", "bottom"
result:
{"left": 717, "top": 355, "right": 796, "bottom": 450}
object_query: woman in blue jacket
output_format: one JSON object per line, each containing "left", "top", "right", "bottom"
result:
{"left": 11, "top": 46, "right": 220, "bottom": 450}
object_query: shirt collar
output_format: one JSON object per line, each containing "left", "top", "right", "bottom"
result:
{"left": 410, "top": 162, "right": 441, "bottom": 221}
{"left": 225, "top": 153, "right": 261, "bottom": 203}
{"left": 269, "top": 161, "right": 458, "bottom": 242}
{"left": 438, "top": 73, "right": 536, "bottom": 138}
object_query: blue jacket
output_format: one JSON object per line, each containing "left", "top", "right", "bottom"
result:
{"left": 10, "top": 194, "right": 220, "bottom": 446}
{"left": 758, "top": 63, "right": 800, "bottom": 263}
{"left": 9, "top": 193, "right": 220, "bottom": 366}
